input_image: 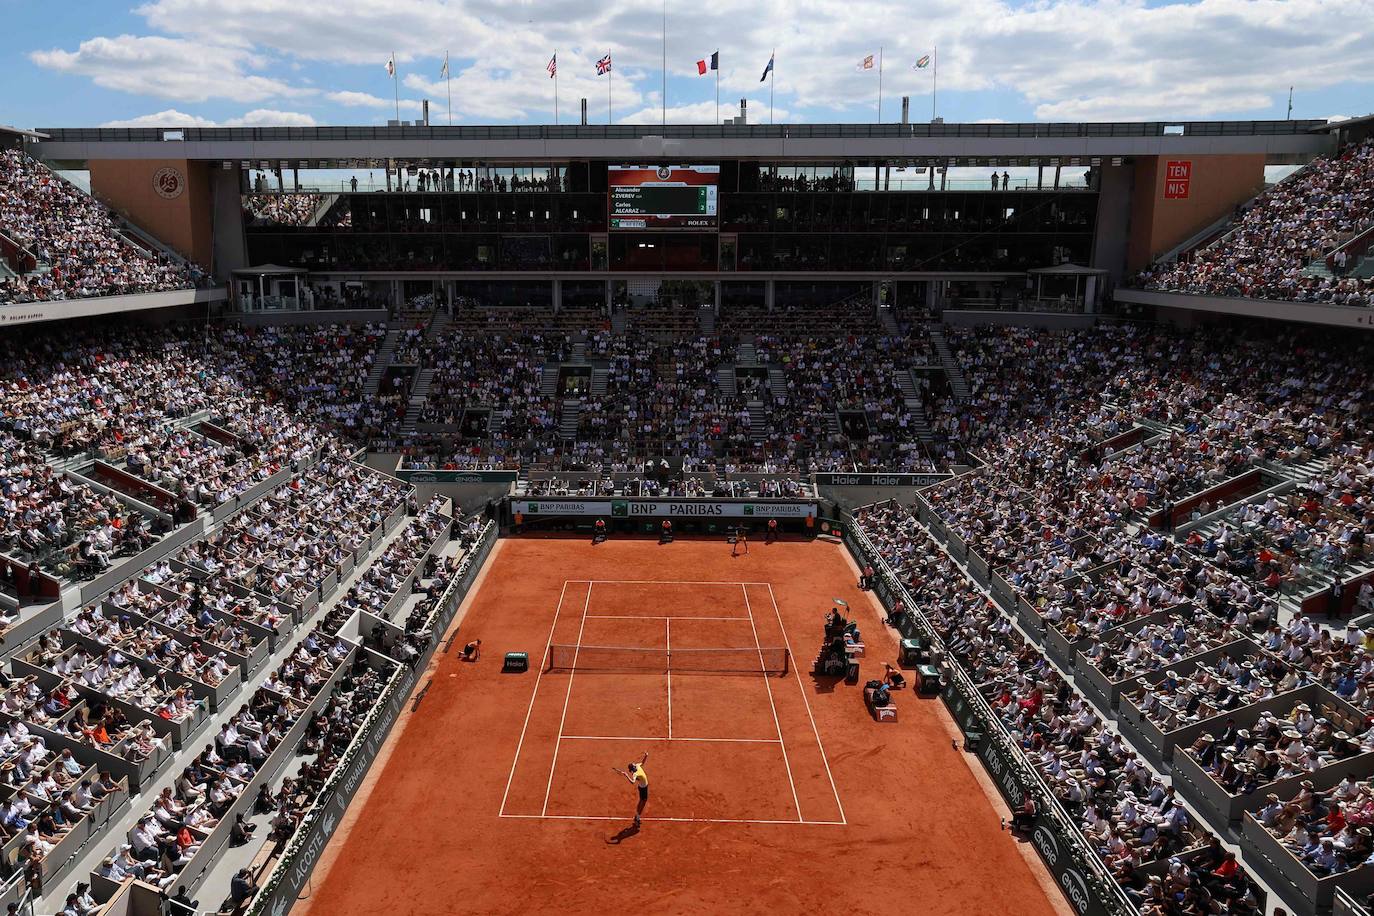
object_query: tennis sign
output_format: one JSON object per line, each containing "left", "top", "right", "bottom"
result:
{"left": 510, "top": 499, "right": 817, "bottom": 518}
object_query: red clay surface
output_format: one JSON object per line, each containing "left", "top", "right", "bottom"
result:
{"left": 299, "top": 538, "right": 1064, "bottom": 916}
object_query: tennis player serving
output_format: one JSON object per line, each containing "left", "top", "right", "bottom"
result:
{"left": 612, "top": 751, "right": 650, "bottom": 827}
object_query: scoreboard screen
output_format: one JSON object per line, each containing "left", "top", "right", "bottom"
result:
{"left": 608, "top": 165, "right": 718, "bottom": 230}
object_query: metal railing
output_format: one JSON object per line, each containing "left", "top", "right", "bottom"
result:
{"left": 846, "top": 512, "right": 1136, "bottom": 916}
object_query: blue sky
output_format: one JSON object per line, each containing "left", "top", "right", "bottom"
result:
{"left": 3, "top": 0, "right": 1371, "bottom": 129}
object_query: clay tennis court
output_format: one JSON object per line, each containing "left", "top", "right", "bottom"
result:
{"left": 299, "top": 538, "right": 1068, "bottom": 916}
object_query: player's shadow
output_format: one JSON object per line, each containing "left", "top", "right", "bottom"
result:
{"left": 605, "top": 823, "right": 641, "bottom": 845}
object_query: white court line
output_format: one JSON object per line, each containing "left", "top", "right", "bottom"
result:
{"left": 499, "top": 579, "right": 569, "bottom": 817}
{"left": 541, "top": 580, "right": 593, "bottom": 816}
{"left": 499, "top": 813, "right": 845, "bottom": 826}
{"left": 560, "top": 735, "right": 782, "bottom": 743}
{"left": 584, "top": 615, "right": 748, "bottom": 621}
{"left": 587, "top": 579, "right": 776, "bottom": 586}
{"left": 766, "top": 582, "right": 848, "bottom": 826}
{"left": 665, "top": 618, "right": 672, "bottom": 740}
{"left": 742, "top": 583, "right": 803, "bottom": 823}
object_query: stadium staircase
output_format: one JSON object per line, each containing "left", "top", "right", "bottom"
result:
{"left": 362, "top": 329, "right": 401, "bottom": 399}
{"left": 307, "top": 193, "right": 340, "bottom": 227}
{"left": 1155, "top": 156, "right": 1329, "bottom": 270}
{"left": 877, "top": 306, "right": 900, "bottom": 336}
{"left": 746, "top": 400, "right": 768, "bottom": 443}
{"left": 570, "top": 338, "right": 588, "bottom": 363}
{"left": 425, "top": 311, "right": 450, "bottom": 341}
{"left": 558, "top": 399, "right": 581, "bottom": 439}
{"left": 610, "top": 309, "right": 629, "bottom": 333}
{"left": 897, "top": 370, "right": 936, "bottom": 443}
{"left": 540, "top": 364, "right": 561, "bottom": 397}
{"left": 928, "top": 327, "right": 972, "bottom": 401}
{"left": 698, "top": 307, "right": 716, "bottom": 334}
{"left": 736, "top": 341, "right": 758, "bottom": 365}
{"left": 715, "top": 367, "right": 737, "bottom": 397}
{"left": 402, "top": 368, "right": 435, "bottom": 425}
{"left": 766, "top": 367, "right": 786, "bottom": 400}
{"left": 591, "top": 368, "right": 609, "bottom": 397}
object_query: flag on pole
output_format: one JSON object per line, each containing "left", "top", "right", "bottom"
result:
{"left": 858, "top": 54, "right": 875, "bottom": 71}
{"left": 913, "top": 54, "right": 932, "bottom": 70}
{"left": 596, "top": 52, "right": 612, "bottom": 75}
{"left": 547, "top": 53, "right": 557, "bottom": 78}
{"left": 440, "top": 52, "right": 449, "bottom": 79}
{"left": 759, "top": 52, "right": 774, "bottom": 82}
{"left": 385, "top": 55, "right": 396, "bottom": 77}
{"left": 696, "top": 51, "right": 718, "bottom": 75}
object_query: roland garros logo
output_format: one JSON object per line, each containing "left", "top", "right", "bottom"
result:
{"left": 153, "top": 167, "right": 185, "bottom": 199}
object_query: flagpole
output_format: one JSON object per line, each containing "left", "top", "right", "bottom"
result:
{"left": 445, "top": 51, "right": 452, "bottom": 125}
{"left": 715, "top": 57, "right": 720, "bottom": 125}
{"left": 609, "top": 50, "right": 613, "bottom": 124}
{"left": 392, "top": 50, "right": 400, "bottom": 123}
{"left": 932, "top": 45, "right": 938, "bottom": 122}
{"left": 770, "top": 49, "right": 775, "bottom": 124}
{"left": 661, "top": 0, "right": 667, "bottom": 127}
{"left": 554, "top": 51, "right": 560, "bottom": 124}
{"left": 877, "top": 46, "right": 883, "bottom": 123}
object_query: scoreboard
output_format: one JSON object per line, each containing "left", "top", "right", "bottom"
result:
{"left": 608, "top": 165, "right": 718, "bottom": 230}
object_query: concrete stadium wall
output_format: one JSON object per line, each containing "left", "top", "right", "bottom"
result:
{"left": 89, "top": 158, "right": 217, "bottom": 267}
{"left": 1126, "top": 154, "right": 1266, "bottom": 272}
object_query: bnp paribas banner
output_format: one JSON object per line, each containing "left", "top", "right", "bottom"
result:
{"left": 510, "top": 499, "right": 817, "bottom": 519}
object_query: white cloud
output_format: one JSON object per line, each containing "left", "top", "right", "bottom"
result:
{"left": 618, "top": 98, "right": 791, "bottom": 125}
{"left": 326, "top": 90, "right": 422, "bottom": 111}
{"left": 101, "top": 108, "right": 218, "bottom": 128}
{"left": 402, "top": 50, "right": 647, "bottom": 122}
{"left": 33, "top": 0, "right": 1374, "bottom": 123}
{"left": 101, "top": 108, "right": 317, "bottom": 127}
{"left": 224, "top": 109, "right": 317, "bottom": 127}
{"left": 31, "top": 34, "right": 312, "bottom": 103}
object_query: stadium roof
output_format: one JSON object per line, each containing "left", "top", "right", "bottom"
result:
{"left": 1, "top": 125, "right": 48, "bottom": 140}
{"left": 28, "top": 119, "right": 1332, "bottom": 163}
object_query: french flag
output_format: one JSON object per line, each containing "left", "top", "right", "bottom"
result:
{"left": 696, "top": 51, "right": 718, "bottom": 75}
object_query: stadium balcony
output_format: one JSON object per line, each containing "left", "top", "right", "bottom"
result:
{"left": 0, "top": 147, "right": 224, "bottom": 326}
{"left": 1121, "top": 136, "right": 1374, "bottom": 326}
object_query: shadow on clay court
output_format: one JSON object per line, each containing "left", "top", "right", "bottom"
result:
{"left": 605, "top": 824, "right": 641, "bottom": 845}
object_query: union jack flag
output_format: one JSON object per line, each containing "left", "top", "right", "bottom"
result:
{"left": 596, "top": 53, "right": 612, "bottom": 76}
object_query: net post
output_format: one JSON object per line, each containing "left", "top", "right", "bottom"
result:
{"left": 781, "top": 648, "right": 790, "bottom": 677}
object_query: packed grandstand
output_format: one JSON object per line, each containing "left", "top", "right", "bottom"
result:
{"left": 0, "top": 115, "right": 1372, "bottom": 916}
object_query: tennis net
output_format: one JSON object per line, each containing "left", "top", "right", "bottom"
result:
{"left": 546, "top": 644, "right": 789, "bottom": 675}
